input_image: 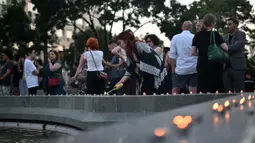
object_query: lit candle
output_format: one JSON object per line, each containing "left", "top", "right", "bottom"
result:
{"left": 216, "top": 91, "right": 219, "bottom": 94}
{"left": 228, "top": 91, "right": 232, "bottom": 94}
{"left": 240, "top": 97, "right": 246, "bottom": 105}
{"left": 143, "top": 92, "right": 146, "bottom": 96}
{"left": 224, "top": 100, "right": 231, "bottom": 109}
{"left": 240, "top": 90, "right": 243, "bottom": 94}
{"left": 190, "top": 91, "right": 193, "bottom": 94}
{"left": 217, "top": 105, "right": 225, "bottom": 113}
{"left": 232, "top": 99, "right": 238, "bottom": 106}
{"left": 248, "top": 95, "right": 252, "bottom": 100}
{"left": 154, "top": 128, "right": 167, "bottom": 138}
{"left": 212, "top": 103, "right": 219, "bottom": 111}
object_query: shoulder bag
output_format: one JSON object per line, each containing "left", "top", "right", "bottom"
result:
{"left": 89, "top": 51, "right": 108, "bottom": 80}
{"left": 208, "top": 31, "right": 229, "bottom": 63}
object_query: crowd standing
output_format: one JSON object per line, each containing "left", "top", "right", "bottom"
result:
{"left": 0, "top": 13, "right": 253, "bottom": 96}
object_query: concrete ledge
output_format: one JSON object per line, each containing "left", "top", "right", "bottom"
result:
{"left": 0, "top": 94, "right": 236, "bottom": 112}
{"left": 0, "top": 94, "right": 237, "bottom": 130}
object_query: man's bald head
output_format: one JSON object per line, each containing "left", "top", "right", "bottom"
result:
{"left": 182, "top": 21, "right": 193, "bottom": 31}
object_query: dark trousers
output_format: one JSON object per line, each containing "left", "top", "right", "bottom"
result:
{"left": 223, "top": 68, "right": 245, "bottom": 93}
{"left": 87, "top": 71, "right": 105, "bottom": 94}
{"left": 198, "top": 67, "right": 224, "bottom": 93}
{"left": 28, "top": 87, "right": 38, "bottom": 95}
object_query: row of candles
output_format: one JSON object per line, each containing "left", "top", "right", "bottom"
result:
{"left": 153, "top": 94, "right": 253, "bottom": 138}
{"left": 212, "top": 95, "right": 254, "bottom": 113}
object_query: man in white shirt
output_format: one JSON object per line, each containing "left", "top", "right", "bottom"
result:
{"left": 169, "top": 21, "right": 198, "bottom": 94}
{"left": 24, "top": 49, "right": 39, "bottom": 95}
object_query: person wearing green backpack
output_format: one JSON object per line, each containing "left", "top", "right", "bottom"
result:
{"left": 191, "top": 13, "right": 229, "bottom": 93}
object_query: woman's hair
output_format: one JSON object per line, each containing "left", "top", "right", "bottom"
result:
{"left": 116, "top": 31, "right": 138, "bottom": 59}
{"left": 86, "top": 38, "right": 99, "bottom": 50}
{"left": 49, "top": 50, "right": 58, "bottom": 60}
{"left": 144, "top": 34, "right": 160, "bottom": 46}
{"left": 203, "top": 13, "right": 217, "bottom": 27}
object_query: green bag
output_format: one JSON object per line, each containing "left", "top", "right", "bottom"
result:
{"left": 208, "top": 31, "right": 229, "bottom": 63}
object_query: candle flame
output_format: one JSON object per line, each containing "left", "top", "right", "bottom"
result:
{"left": 224, "top": 100, "right": 230, "bottom": 108}
{"left": 232, "top": 99, "right": 237, "bottom": 104}
{"left": 240, "top": 97, "right": 245, "bottom": 105}
{"left": 217, "top": 105, "right": 224, "bottom": 112}
{"left": 154, "top": 128, "right": 166, "bottom": 137}
{"left": 248, "top": 95, "right": 252, "bottom": 100}
{"left": 212, "top": 103, "right": 219, "bottom": 111}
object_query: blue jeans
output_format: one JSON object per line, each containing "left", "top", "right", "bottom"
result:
{"left": 19, "top": 79, "right": 28, "bottom": 96}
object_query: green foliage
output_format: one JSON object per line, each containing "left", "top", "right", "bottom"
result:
{"left": 156, "top": 0, "right": 254, "bottom": 40}
{"left": 30, "top": 0, "right": 68, "bottom": 45}
{"left": 0, "top": 0, "right": 35, "bottom": 49}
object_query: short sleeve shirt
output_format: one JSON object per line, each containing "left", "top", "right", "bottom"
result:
{"left": 24, "top": 59, "right": 39, "bottom": 88}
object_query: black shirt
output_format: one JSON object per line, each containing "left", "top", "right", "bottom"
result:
{"left": 0, "top": 61, "right": 13, "bottom": 86}
{"left": 192, "top": 30, "right": 225, "bottom": 69}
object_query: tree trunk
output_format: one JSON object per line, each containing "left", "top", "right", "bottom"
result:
{"left": 43, "top": 35, "right": 48, "bottom": 67}
{"left": 73, "top": 21, "right": 77, "bottom": 62}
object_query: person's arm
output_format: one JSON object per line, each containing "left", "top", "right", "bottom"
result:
{"left": 112, "top": 46, "right": 127, "bottom": 63}
{"left": 49, "top": 62, "right": 61, "bottom": 72}
{"left": 135, "top": 42, "right": 151, "bottom": 54}
{"left": 191, "top": 34, "right": 199, "bottom": 56}
{"left": 118, "top": 71, "right": 131, "bottom": 84}
{"left": 73, "top": 54, "right": 86, "bottom": 79}
{"left": 228, "top": 31, "right": 245, "bottom": 53}
{"left": 169, "top": 37, "right": 177, "bottom": 73}
{"left": 215, "top": 32, "right": 229, "bottom": 52}
{"left": 29, "top": 62, "right": 39, "bottom": 76}
{"left": 0, "top": 66, "right": 11, "bottom": 80}
{"left": 103, "top": 60, "right": 125, "bottom": 68}
{"left": 191, "top": 46, "right": 198, "bottom": 56}
{"left": 165, "top": 51, "right": 170, "bottom": 70}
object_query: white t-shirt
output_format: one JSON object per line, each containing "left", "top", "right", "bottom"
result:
{"left": 84, "top": 50, "right": 104, "bottom": 71}
{"left": 24, "top": 59, "right": 39, "bottom": 88}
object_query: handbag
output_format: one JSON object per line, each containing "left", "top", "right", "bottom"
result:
{"left": 48, "top": 63, "right": 61, "bottom": 87}
{"left": 89, "top": 51, "right": 108, "bottom": 80}
{"left": 48, "top": 77, "right": 60, "bottom": 87}
{"left": 77, "top": 68, "right": 87, "bottom": 82}
{"left": 208, "top": 31, "right": 229, "bottom": 63}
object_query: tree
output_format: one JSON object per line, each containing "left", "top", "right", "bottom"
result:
{"left": 0, "top": 0, "right": 35, "bottom": 50}
{"left": 156, "top": 0, "right": 254, "bottom": 40}
{"left": 31, "top": 0, "right": 69, "bottom": 63}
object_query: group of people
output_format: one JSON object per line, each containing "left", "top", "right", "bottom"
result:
{"left": 0, "top": 49, "right": 66, "bottom": 96}
{"left": 72, "top": 13, "right": 248, "bottom": 95}
{"left": 0, "top": 13, "right": 249, "bottom": 96}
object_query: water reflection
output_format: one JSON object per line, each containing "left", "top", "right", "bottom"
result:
{"left": 0, "top": 128, "right": 68, "bottom": 143}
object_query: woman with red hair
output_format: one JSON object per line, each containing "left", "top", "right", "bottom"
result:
{"left": 115, "top": 32, "right": 167, "bottom": 94}
{"left": 72, "top": 38, "right": 106, "bottom": 94}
